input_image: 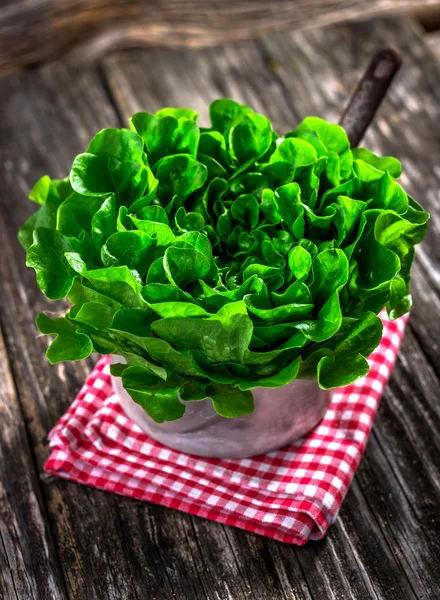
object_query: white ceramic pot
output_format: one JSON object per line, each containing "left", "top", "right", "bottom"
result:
{"left": 111, "top": 358, "right": 331, "bottom": 458}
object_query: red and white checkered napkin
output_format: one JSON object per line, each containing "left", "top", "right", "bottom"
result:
{"left": 45, "top": 313, "right": 407, "bottom": 544}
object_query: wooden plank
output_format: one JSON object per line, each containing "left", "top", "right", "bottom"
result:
{"left": 102, "top": 16, "right": 440, "bottom": 598}
{"left": 2, "top": 0, "right": 440, "bottom": 75}
{"left": 113, "top": 498, "right": 306, "bottom": 600}
{"left": 0, "top": 67, "right": 145, "bottom": 600}
{"left": 0, "top": 324, "right": 67, "bottom": 600}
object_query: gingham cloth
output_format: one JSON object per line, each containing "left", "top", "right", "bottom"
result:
{"left": 45, "top": 313, "right": 407, "bottom": 544}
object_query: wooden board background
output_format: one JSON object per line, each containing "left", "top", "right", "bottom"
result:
{"left": 1, "top": 0, "right": 440, "bottom": 75}
{"left": 0, "top": 15, "right": 439, "bottom": 600}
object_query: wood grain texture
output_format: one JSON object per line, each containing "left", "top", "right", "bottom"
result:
{"left": 1, "top": 15, "right": 440, "bottom": 600}
{"left": 0, "top": 67, "right": 143, "bottom": 600}
{"left": 0, "top": 325, "right": 67, "bottom": 600}
{"left": 2, "top": 0, "right": 440, "bottom": 75}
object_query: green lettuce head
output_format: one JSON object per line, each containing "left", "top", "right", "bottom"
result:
{"left": 19, "top": 99, "right": 429, "bottom": 422}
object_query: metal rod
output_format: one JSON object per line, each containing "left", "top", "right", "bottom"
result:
{"left": 339, "top": 48, "right": 402, "bottom": 147}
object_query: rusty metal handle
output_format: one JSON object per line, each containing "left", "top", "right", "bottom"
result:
{"left": 339, "top": 48, "right": 402, "bottom": 147}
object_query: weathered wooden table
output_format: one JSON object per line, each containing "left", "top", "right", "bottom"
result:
{"left": 1, "top": 16, "right": 439, "bottom": 600}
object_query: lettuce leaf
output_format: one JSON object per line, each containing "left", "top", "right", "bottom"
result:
{"left": 20, "top": 100, "right": 429, "bottom": 422}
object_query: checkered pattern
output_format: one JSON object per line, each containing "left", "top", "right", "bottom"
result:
{"left": 45, "top": 313, "right": 407, "bottom": 544}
